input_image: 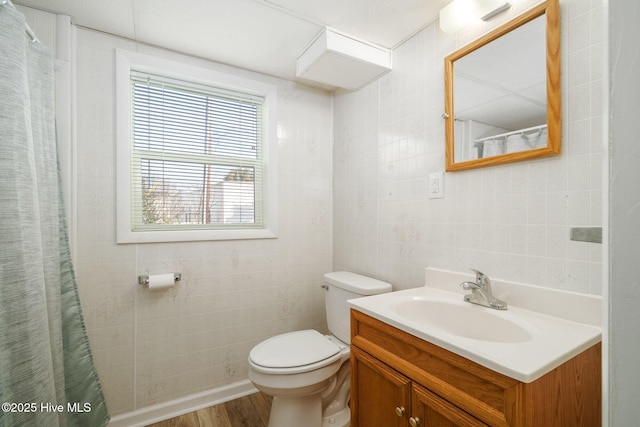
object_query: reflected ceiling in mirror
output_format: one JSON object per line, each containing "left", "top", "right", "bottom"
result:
{"left": 444, "top": 0, "right": 560, "bottom": 171}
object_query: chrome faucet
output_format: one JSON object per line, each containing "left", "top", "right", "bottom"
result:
{"left": 460, "top": 269, "right": 507, "bottom": 310}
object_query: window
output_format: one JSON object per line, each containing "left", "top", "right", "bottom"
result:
{"left": 116, "top": 50, "right": 277, "bottom": 243}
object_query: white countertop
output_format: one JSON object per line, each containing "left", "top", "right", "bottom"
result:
{"left": 348, "top": 268, "right": 602, "bottom": 383}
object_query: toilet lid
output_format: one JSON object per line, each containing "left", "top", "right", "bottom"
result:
{"left": 249, "top": 330, "right": 340, "bottom": 369}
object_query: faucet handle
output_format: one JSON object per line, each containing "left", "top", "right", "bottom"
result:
{"left": 469, "top": 269, "right": 490, "bottom": 289}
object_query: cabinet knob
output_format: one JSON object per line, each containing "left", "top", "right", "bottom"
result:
{"left": 409, "top": 416, "right": 420, "bottom": 427}
{"left": 395, "top": 406, "right": 405, "bottom": 416}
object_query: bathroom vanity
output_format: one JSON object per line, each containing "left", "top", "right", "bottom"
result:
{"left": 348, "top": 269, "right": 602, "bottom": 427}
{"left": 350, "top": 310, "right": 600, "bottom": 426}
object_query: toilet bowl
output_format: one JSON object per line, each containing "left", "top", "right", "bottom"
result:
{"left": 248, "top": 272, "right": 392, "bottom": 427}
{"left": 249, "top": 330, "right": 351, "bottom": 427}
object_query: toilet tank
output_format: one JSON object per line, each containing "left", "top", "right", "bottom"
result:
{"left": 323, "top": 272, "right": 392, "bottom": 344}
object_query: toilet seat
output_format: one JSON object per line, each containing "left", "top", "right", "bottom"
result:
{"left": 249, "top": 330, "right": 343, "bottom": 375}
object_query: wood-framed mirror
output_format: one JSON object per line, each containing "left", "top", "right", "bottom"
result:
{"left": 444, "top": 0, "right": 560, "bottom": 171}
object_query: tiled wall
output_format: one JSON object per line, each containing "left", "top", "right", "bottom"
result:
{"left": 74, "top": 30, "right": 332, "bottom": 415}
{"left": 333, "top": 0, "right": 604, "bottom": 294}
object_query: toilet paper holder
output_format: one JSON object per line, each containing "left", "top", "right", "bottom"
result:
{"left": 138, "top": 273, "right": 182, "bottom": 286}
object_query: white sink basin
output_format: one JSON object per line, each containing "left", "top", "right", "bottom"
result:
{"left": 392, "top": 298, "right": 533, "bottom": 343}
{"left": 348, "top": 269, "right": 602, "bottom": 383}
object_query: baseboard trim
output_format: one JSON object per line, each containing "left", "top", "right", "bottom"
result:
{"left": 108, "top": 379, "right": 258, "bottom": 427}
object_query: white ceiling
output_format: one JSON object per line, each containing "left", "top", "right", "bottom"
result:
{"left": 15, "top": 0, "right": 451, "bottom": 90}
{"left": 454, "top": 14, "right": 547, "bottom": 131}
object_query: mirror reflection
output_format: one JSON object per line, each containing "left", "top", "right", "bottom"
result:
{"left": 444, "top": 0, "right": 560, "bottom": 171}
{"left": 454, "top": 15, "right": 546, "bottom": 162}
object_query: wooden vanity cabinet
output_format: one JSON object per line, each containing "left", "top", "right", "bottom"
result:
{"left": 351, "top": 346, "right": 411, "bottom": 427}
{"left": 352, "top": 346, "right": 489, "bottom": 427}
{"left": 350, "top": 309, "right": 601, "bottom": 427}
{"left": 411, "top": 383, "right": 491, "bottom": 427}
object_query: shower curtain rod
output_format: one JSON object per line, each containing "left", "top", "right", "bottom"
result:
{"left": 1, "top": 0, "right": 40, "bottom": 43}
{"left": 473, "top": 123, "right": 548, "bottom": 144}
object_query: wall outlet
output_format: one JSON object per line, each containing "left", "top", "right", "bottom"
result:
{"left": 428, "top": 171, "right": 444, "bottom": 199}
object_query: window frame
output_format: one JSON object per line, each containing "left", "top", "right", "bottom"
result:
{"left": 116, "top": 49, "right": 278, "bottom": 243}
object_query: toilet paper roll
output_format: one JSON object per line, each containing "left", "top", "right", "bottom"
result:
{"left": 148, "top": 273, "right": 175, "bottom": 291}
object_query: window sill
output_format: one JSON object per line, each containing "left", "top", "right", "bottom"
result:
{"left": 116, "top": 228, "right": 277, "bottom": 244}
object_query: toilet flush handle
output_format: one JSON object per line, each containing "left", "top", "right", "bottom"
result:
{"left": 321, "top": 284, "right": 329, "bottom": 290}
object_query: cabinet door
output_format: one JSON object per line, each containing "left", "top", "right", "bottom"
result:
{"left": 351, "top": 346, "right": 412, "bottom": 427}
{"left": 411, "top": 383, "right": 490, "bottom": 427}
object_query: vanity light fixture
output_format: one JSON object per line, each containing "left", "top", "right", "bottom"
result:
{"left": 439, "top": 0, "right": 512, "bottom": 35}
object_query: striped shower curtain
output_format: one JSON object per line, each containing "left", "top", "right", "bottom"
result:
{"left": 0, "top": 2, "right": 109, "bottom": 426}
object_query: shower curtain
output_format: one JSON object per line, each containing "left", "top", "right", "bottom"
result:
{"left": 0, "top": 3, "right": 109, "bottom": 427}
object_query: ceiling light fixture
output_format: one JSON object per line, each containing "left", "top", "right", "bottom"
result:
{"left": 439, "top": 0, "right": 511, "bottom": 35}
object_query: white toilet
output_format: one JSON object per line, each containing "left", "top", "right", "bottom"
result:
{"left": 248, "top": 271, "right": 392, "bottom": 427}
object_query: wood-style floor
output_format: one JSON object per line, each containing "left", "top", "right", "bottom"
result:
{"left": 146, "top": 392, "right": 272, "bottom": 427}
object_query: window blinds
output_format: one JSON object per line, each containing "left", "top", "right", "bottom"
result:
{"left": 130, "top": 71, "right": 264, "bottom": 231}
